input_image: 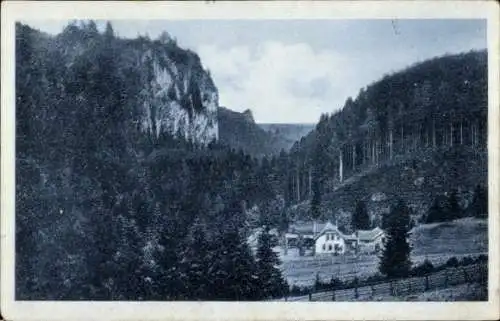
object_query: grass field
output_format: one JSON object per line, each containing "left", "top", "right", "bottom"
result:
{"left": 279, "top": 218, "right": 488, "bottom": 287}
{"left": 376, "top": 282, "right": 488, "bottom": 301}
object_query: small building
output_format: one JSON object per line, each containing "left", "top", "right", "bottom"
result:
{"left": 353, "top": 227, "right": 385, "bottom": 254}
{"left": 284, "top": 220, "right": 387, "bottom": 256}
{"left": 314, "top": 221, "right": 349, "bottom": 255}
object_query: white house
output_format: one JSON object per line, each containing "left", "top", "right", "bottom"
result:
{"left": 284, "top": 220, "right": 387, "bottom": 256}
{"left": 314, "top": 221, "right": 348, "bottom": 254}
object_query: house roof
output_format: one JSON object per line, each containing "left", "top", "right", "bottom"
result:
{"left": 289, "top": 221, "right": 385, "bottom": 242}
{"left": 314, "top": 221, "right": 352, "bottom": 241}
{"left": 355, "top": 227, "right": 385, "bottom": 241}
{"left": 289, "top": 222, "right": 327, "bottom": 234}
{"left": 318, "top": 221, "right": 338, "bottom": 235}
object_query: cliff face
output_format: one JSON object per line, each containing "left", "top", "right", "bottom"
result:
{"left": 17, "top": 22, "right": 219, "bottom": 148}
{"left": 137, "top": 45, "right": 219, "bottom": 145}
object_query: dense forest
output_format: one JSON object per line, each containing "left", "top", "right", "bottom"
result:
{"left": 283, "top": 50, "right": 488, "bottom": 226}
{"left": 218, "top": 107, "right": 313, "bottom": 157}
{"left": 15, "top": 20, "right": 488, "bottom": 301}
{"left": 218, "top": 107, "right": 281, "bottom": 157}
{"left": 16, "top": 21, "right": 288, "bottom": 300}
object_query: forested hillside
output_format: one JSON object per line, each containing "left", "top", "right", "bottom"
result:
{"left": 16, "top": 22, "right": 287, "bottom": 300}
{"left": 218, "top": 107, "right": 277, "bottom": 156}
{"left": 284, "top": 50, "right": 488, "bottom": 226}
{"left": 259, "top": 123, "right": 315, "bottom": 151}
{"left": 218, "top": 107, "right": 308, "bottom": 156}
{"left": 15, "top": 20, "right": 488, "bottom": 301}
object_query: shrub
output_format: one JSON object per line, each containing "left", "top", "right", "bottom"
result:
{"left": 411, "top": 259, "right": 434, "bottom": 276}
{"left": 364, "top": 273, "right": 386, "bottom": 284}
{"left": 329, "top": 276, "right": 344, "bottom": 289}
{"left": 288, "top": 284, "right": 310, "bottom": 296}
{"left": 460, "top": 256, "right": 475, "bottom": 266}
{"left": 446, "top": 257, "right": 459, "bottom": 268}
{"left": 314, "top": 275, "right": 336, "bottom": 292}
{"left": 475, "top": 254, "right": 487, "bottom": 263}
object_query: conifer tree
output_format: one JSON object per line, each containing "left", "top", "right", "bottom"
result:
{"left": 444, "top": 189, "right": 462, "bottom": 220}
{"left": 179, "top": 221, "right": 212, "bottom": 300}
{"left": 210, "top": 228, "right": 260, "bottom": 300}
{"left": 310, "top": 177, "right": 321, "bottom": 219}
{"left": 255, "top": 226, "right": 288, "bottom": 299}
{"left": 425, "top": 198, "right": 443, "bottom": 223}
{"left": 379, "top": 199, "right": 412, "bottom": 278}
{"left": 352, "top": 200, "right": 370, "bottom": 230}
{"left": 469, "top": 184, "right": 488, "bottom": 218}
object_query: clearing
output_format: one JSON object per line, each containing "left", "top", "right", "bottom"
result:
{"left": 279, "top": 217, "right": 487, "bottom": 286}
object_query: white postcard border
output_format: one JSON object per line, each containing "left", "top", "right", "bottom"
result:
{"left": 1, "top": 1, "right": 499, "bottom": 320}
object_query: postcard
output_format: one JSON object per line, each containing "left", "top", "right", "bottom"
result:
{"left": 1, "top": 1, "right": 499, "bottom": 320}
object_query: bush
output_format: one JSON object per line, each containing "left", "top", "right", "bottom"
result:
{"left": 364, "top": 273, "right": 386, "bottom": 284}
{"left": 288, "top": 284, "right": 310, "bottom": 296}
{"left": 314, "top": 276, "right": 333, "bottom": 291}
{"left": 445, "top": 257, "right": 459, "bottom": 268}
{"left": 460, "top": 256, "right": 475, "bottom": 266}
{"left": 329, "top": 276, "right": 344, "bottom": 289}
{"left": 475, "top": 254, "right": 488, "bottom": 263}
{"left": 411, "top": 259, "right": 435, "bottom": 276}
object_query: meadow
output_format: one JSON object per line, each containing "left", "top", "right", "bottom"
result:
{"left": 279, "top": 218, "right": 488, "bottom": 287}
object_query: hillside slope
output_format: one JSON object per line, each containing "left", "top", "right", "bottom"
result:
{"left": 284, "top": 50, "right": 488, "bottom": 226}
{"left": 15, "top": 22, "right": 260, "bottom": 300}
{"left": 17, "top": 22, "right": 218, "bottom": 149}
{"left": 259, "top": 124, "right": 315, "bottom": 151}
{"left": 218, "top": 107, "right": 304, "bottom": 156}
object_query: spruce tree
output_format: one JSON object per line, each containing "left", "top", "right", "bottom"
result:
{"left": 310, "top": 178, "right": 321, "bottom": 221}
{"left": 379, "top": 199, "right": 412, "bottom": 278}
{"left": 310, "top": 120, "right": 327, "bottom": 225}
{"left": 425, "top": 198, "right": 442, "bottom": 223}
{"left": 310, "top": 173, "right": 321, "bottom": 253}
{"left": 210, "top": 228, "right": 260, "bottom": 300}
{"left": 179, "top": 222, "right": 212, "bottom": 300}
{"left": 444, "top": 189, "right": 462, "bottom": 220}
{"left": 469, "top": 185, "right": 488, "bottom": 218}
{"left": 352, "top": 200, "right": 370, "bottom": 230}
{"left": 255, "top": 226, "right": 288, "bottom": 299}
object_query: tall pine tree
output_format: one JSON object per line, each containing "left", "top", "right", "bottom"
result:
{"left": 379, "top": 199, "right": 412, "bottom": 278}
{"left": 255, "top": 226, "right": 288, "bottom": 299}
{"left": 210, "top": 228, "right": 260, "bottom": 300}
{"left": 425, "top": 197, "right": 443, "bottom": 223}
{"left": 178, "top": 221, "right": 213, "bottom": 300}
{"left": 469, "top": 184, "right": 488, "bottom": 218}
{"left": 352, "top": 200, "right": 370, "bottom": 230}
{"left": 444, "top": 189, "right": 462, "bottom": 220}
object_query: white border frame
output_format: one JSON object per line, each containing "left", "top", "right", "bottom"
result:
{"left": 1, "top": 1, "right": 499, "bottom": 320}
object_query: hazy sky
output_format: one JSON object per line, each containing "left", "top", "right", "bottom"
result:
{"left": 23, "top": 19, "right": 486, "bottom": 123}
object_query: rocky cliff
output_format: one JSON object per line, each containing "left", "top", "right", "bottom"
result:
{"left": 16, "top": 21, "right": 219, "bottom": 149}
{"left": 137, "top": 41, "right": 219, "bottom": 145}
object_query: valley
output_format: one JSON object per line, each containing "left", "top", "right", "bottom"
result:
{"left": 14, "top": 20, "right": 489, "bottom": 302}
{"left": 279, "top": 218, "right": 487, "bottom": 287}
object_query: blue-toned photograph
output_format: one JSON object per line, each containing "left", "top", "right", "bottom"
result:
{"left": 15, "top": 18, "right": 488, "bottom": 302}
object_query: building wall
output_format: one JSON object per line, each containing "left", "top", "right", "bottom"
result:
{"left": 315, "top": 233, "right": 346, "bottom": 254}
{"left": 358, "top": 235, "right": 385, "bottom": 254}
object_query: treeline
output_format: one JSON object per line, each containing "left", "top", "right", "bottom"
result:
{"left": 425, "top": 185, "right": 487, "bottom": 223}
{"left": 16, "top": 22, "right": 288, "bottom": 300}
{"left": 285, "top": 50, "right": 487, "bottom": 205}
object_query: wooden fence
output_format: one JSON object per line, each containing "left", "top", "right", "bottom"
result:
{"left": 282, "top": 263, "right": 487, "bottom": 301}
